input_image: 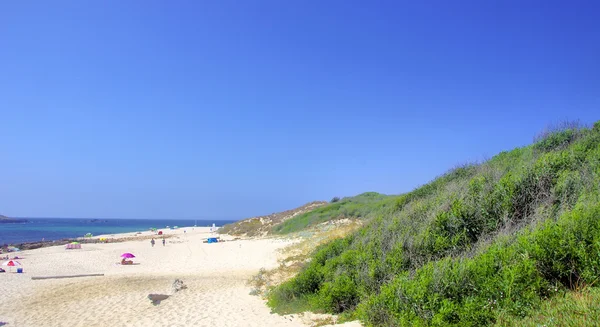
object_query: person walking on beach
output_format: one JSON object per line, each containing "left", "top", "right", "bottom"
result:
{"left": 162, "top": 238, "right": 165, "bottom": 246}
{"left": 151, "top": 238, "right": 155, "bottom": 247}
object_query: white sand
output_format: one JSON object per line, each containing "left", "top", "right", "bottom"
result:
{"left": 0, "top": 227, "right": 361, "bottom": 327}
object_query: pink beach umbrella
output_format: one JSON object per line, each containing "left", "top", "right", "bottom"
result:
{"left": 2, "top": 260, "right": 21, "bottom": 272}
{"left": 120, "top": 253, "right": 135, "bottom": 258}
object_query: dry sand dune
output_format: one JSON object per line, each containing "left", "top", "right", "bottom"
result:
{"left": 0, "top": 228, "right": 360, "bottom": 327}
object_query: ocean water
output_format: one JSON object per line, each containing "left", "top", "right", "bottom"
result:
{"left": 0, "top": 218, "right": 237, "bottom": 245}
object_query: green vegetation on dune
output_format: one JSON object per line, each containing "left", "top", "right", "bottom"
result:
{"left": 218, "top": 201, "right": 328, "bottom": 237}
{"left": 273, "top": 166, "right": 482, "bottom": 236}
{"left": 272, "top": 192, "right": 393, "bottom": 234}
{"left": 267, "top": 120, "right": 600, "bottom": 326}
{"left": 494, "top": 287, "right": 600, "bottom": 327}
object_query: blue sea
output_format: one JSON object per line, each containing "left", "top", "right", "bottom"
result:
{"left": 0, "top": 218, "right": 237, "bottom": 245}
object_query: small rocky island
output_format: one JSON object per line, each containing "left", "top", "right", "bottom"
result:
{"left": 88, "top": 219, "right": 109, "bottom": 223}
{"left": 0, "top": 214, "right": 28, "bottom": 224}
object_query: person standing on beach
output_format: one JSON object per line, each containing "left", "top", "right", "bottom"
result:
{"left": 162, "top": 238, "right": 165, "bottom": 246}
{"left": 151, "top": 238, "right": 155, "bottom": 247}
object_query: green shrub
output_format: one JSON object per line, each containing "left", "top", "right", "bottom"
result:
{"left": 534, "top": 122, "right": 584, "bottom": 153}
{"left": 525, "top": 201, "right": 600, "bottom": 288}
{"left": 554, "top": 170, "right": 583, "bottom": 208}
{"left": 317, "top": 275, "right": 360, "bottom": 313}
{"left": 356, "top": 236, "right": 549, "bottom": 326}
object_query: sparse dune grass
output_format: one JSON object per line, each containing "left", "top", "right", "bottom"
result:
{"left": 494, "top": 287, "right": 600, "bottom": 327}
{"left": 248, "top": 220, "right": 363, "bottom": 299}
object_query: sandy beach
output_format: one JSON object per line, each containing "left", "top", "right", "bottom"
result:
{"left": 0, "top": 227, "right": 360, "bottom": 327}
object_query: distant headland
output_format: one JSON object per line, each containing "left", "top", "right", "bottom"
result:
{"left": 0, "top": 214, "right": 28, "bottom": 224}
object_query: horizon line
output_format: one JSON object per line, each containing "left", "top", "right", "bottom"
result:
{"left": 12, "top": 216, "right": 241, "bottom": 221}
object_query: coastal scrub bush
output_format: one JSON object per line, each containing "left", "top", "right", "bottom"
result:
{"left": 316, "top": 274, "right": 360, "bottom": 313}
{"left": 554, "top": 170, "right": 583, "bottom": 209}
{"left": 525, "top": 201, "right": 600, "bottom": 288}
{"left": 533, "top": 121, "right": 585, "bottom": 153}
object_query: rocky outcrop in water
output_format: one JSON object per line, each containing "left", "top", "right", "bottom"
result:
{"left": 88, "top": 219, "right": 109, "bottom": 223}
{"left": 0, "top": 215, "right": 28, "bottom": 224}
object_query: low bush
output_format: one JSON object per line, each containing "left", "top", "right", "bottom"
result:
{"left": 533, "top": 121, "right": 585, "bottom": 153}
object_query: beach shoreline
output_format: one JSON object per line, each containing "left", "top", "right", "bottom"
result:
{"left": 0, "top": 218, "right": 235, "bottom": 247}
{"left": 1, "top": 227, "right": 189, "bottom": 252}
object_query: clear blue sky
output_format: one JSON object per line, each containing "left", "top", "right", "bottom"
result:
{"left": 1, "top": 1, "right": 598, "bottom": 219}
